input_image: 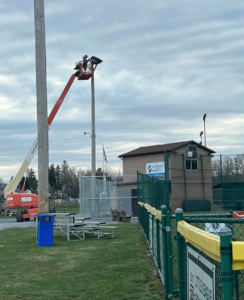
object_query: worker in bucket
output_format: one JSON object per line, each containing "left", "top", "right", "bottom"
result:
{"left": 82, "top": 55, "right": 90, "bottom": 72}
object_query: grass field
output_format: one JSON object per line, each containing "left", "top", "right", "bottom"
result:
{"left": 0, "top": 204, "right": 80, "bottom": 218}
{"left": 52, "top": 203, "right": 80, "bottom": 214}
{"left": 0, "top": 224, "right": 164, "bottom": 300}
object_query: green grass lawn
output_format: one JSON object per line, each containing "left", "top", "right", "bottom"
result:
{"left": 0, "top": 215, "right": 10, "bottom": 219}
{"left": 52, "top": 203, "right": 80, "bottom": 214}
{"left": 0, "top": 224, "right": 164, "bottom": 300}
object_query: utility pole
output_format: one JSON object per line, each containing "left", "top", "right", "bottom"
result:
{"left": 91, "top": 74, "right": 96, "bottom": 177}
{"left": 34, "top": 0, "right": 49, "bottom": 214}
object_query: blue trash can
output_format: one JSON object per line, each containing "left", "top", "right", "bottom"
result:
{"left": 37, "top": 214, "right": 54, "bottom": 247}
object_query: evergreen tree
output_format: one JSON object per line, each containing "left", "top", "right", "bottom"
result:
{"left": 27, "top": 169, "right": 38, "bottom": 191}
{"left": 69, "top": 167, "right": 79, "bottom": 198}
{"left": 61, "top": 160, "right": 70, "bottom": 198}
{"left": 49, "top": 163, "right": 56, "bottom": 188}
{"left": 55, "top": 165, "right": 62, "bottom": 191}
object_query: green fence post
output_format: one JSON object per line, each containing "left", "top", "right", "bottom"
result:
{"left": 161, "top": 205, "right": 169, "bottom": 299}
{"left": 139, "top": 205, "right": 141, "bottom": 224}
{"left": 146, "top": 209, "right": 149, "bottom": 241}
{"left": 139, "top": 206, "right": 142, "bottom": 226}
{"left": 140, "top": 206, "right": 143, "bottom": 229}
{"left": 142, "top": 206, "right": 146, "bottom": 235}
{"left": 219, "top": 227, "right": 233, "bottom": 300}
{"left": 146, "top": 209, "right": 149, "bottom": 239}
{"left": 175, "top": 208, "right": 184, "bottom": 300}
{"left": 230, "top": 208, "right": 240, "bottom": 299}
{"left": 166, "top": 210, "right": 174, "bottom": 299}
{"left": 156, "top": 217, "right": 161, "bottom": 271}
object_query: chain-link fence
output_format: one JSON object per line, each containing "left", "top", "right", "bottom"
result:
{"left": 181, "top": 241, "right": 222, "bottom": 299}
{"left": 212, "top": 154, "right": 244, "bottom": 211}
{"left": 79, "top": 175, "right": 138, "bottom": 219}
{"left": 79, "top": 176, "right": 116, "bottom": 218}
{"left": 138, "top": 204, "right": 165, "bottom": 288}
{"left": 137, "top": 172, "right": 169, "bottom": 209}
{"left": 177, "top": 213, "right": 244, "bottom": 299}
{"left": 139, "top": 202, "right": 244, "bottom": 299}
{"left": 138, "top": 153, "right": 244, "bottom": 298}
{"left": 166, "top": 153, "right": 244, "bottom": 212}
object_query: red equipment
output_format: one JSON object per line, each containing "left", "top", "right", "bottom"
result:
{"left": 5, "top": 193, "right": 38, "bottom": 221}
{"left": 233, "top": 211, "right": 244, "bottom": 219}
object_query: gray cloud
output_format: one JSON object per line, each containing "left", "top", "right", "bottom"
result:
{"left": 1, "top": 0, "right": 244, "bottom": 181}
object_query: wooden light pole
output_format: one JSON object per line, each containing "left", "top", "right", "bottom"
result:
{"left": 34, "top": 0, "right": 49, "bottom": 214}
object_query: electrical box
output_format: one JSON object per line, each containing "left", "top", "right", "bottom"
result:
{"left": 187, "top": 144, "right": 197, "bottom": 158}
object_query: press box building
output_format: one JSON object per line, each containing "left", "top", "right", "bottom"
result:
{"left": 118, "top": 140, "right": 215, "bottom": 212}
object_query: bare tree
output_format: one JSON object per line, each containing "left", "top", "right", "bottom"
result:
{"left": 212, "top": 155, "right": 244, "bottom": 184}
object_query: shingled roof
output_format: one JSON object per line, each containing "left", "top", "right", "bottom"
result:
{"left": 118, "top": 140, "right": 215, "bottom": 158}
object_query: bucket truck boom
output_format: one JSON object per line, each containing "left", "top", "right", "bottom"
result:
{"left": 4, "top": 73, "right": 76, "bottom": 198}
{"left": 4, "top": 56, "right": 103, "bottom": 222}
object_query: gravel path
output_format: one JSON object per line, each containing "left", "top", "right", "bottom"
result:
{"left": 0, "top": 218, "right": 36, "bottom": 230}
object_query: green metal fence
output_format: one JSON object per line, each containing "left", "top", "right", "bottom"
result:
{"left": 138, "top": 204, "right": 176, "bottom": 299}
{"left": 139, "top": 203, "right": 244, "bottom": 299}
{"left": 137, "top": 171, "right": 169, "bottom": 210}
{"left": 178, "top": 214, "right": 244, "bottom": 300}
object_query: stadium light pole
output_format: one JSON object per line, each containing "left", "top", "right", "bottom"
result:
{"left": 89, "top": 56, "right": 102, "bottom": 179}
{"left": 85, "top": 56, "right": 102, "bottom": 218}
{"left": 91, "top": 75, "right": 96, "bottom": 178}
{"left": 203, "top": 114, "right": 207, "bottom": 147}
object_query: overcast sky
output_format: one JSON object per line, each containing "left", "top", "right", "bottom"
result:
{"left": 1, "top": 0, "right": 244, "bottom": 181}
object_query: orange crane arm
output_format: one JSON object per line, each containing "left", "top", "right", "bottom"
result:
{"left": 4, "top": 73, "right": 76, "bottom": 198}
{"left": 48, "top": 73, "right": 76, "bottom": 125}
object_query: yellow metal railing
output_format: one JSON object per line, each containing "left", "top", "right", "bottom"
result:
{"left": 138, "top": 202, "right": 161, "bottom": 221}
{"left": 178, "top": 220, "right": 244, "bottom": 270}
{"left": 139, "top": 202, "right": 244, "bottom": 270}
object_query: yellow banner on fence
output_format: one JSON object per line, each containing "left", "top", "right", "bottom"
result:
{"left": 138, "top": 202, "right": 244, "bottom": 270}
{"left": 178, "top": 221, "right": 221, "bottom": 262}
{"left": 178, "top": 220, "right": 244, "bottom": 270}
{"left": 138, "top": 202, "right": 161, "bottom": 221}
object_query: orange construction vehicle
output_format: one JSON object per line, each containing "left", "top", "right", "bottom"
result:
{"left": 4, "top": 57, "right": 102, "bottom": 222}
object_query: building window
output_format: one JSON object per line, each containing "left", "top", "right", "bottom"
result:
{"left": 185, "top": 159, "right": 198, "bottom": 170}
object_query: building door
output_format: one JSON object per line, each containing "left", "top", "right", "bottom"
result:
{"left": 132, "top": 189, "right": 138, "bottom": 216}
